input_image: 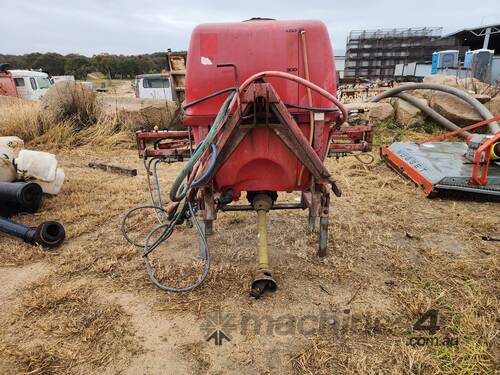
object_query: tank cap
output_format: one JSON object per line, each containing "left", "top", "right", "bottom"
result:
{"left": 243, "top": 17, "right": 276, "bottom": 22}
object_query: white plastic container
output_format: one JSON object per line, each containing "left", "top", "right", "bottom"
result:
{"left": 0, "top": 136, "right": 24, "bottom": 182}
{"left": 0, "top": 158, "right": 16, "bottom": 182}
{"left": 0, "top": 136, "right": 24, "bottom": 157}
{"left": 35, "top": 167, "right": 65, "bottom": 195}
{"left": 16, "top": 149, "right": 58, "bottom": 182}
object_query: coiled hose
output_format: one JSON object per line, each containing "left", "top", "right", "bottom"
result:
{"left": 121, "top": 88, "right": 237, "bottom": 292}
{"left": 122, "top": 72, "right": 347, "bottom": 292}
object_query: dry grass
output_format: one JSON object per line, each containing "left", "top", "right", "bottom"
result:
{"left": 41, "top": 81, "right": 101, "bottom": 129}
{"left": 0, "top": 97, "right": 498, "bottom": 373}
{"left": 0, "top": 278, "right": 135, "bottom": 374}
{"left": 0, "top": 148, "right": 497, "bottom": 373}
{"left": 0, "top": 100, "right": 74, "bottom": 145}
{"left": 0, "top": 89, "right": 133, "bottom": 150}
{"left": 290, "top": 337, "right": 436, "bottom": 374}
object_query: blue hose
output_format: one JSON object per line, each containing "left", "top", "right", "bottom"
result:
{"left": 192, "top": 144, "right": 217, "bottom": 186}
{"left": 153, "top": 159, "right": 164, "bottom": 208}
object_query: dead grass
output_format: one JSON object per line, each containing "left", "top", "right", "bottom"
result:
{"left": 0, "top": 104, "right": 498, "bottom": 373}
{"left": 0, "top": 100, "right": 73, "bottom": 145}
{"left": 0, "top": 278, "right": 135, "bottom": 374}
{"left": 0, "top": 93, "right": 133, "bottom": 150}
{"left": 41, "top": 81, "right": 101, "bottom": 129}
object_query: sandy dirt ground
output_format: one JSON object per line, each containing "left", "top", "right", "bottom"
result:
{"left": 0, "top": 144, "right": 498, "bottom": 374}
{"left": 96, "top": 80, "right": 182, "bottom": 131}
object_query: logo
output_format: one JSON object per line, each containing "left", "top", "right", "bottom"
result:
{"left": 407, "top": 309, "right": 459, "bottom": 348}
{"left": 200, "top": 309, "right": 236, "bottom": 346}
{"left": 413, "top": 308, "right": 440, "bottom": 334}
{"left": 200, "top": 308, "right": 354, "bottom": 346}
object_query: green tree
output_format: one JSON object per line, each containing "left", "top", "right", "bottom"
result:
{"left": 1, "top": 51, "right": 172, "bottom": 79}
{"left": 65, "top": 54, "right": 94, "bottom": 80}
{"left": 93, "top": 53, "right": 116, "bottom": 78}
{"left": 32, "top": 53, "right": 66, "bottom": 75}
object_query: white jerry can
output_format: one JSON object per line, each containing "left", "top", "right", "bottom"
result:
{"left": 16, "top": 149, "right": 58, "bottom": 182}
{"left": 0, "top": 157, "right": 16, "bottom": 182}
{"left": 35, "top": 167, "right": 65, "bottom": 195}
{"left": 0, "top": 136, "right": 24, "bottom": 182}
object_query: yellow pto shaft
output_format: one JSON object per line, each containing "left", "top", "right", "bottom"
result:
{"left": 250, "top": 193, "right": 277, "bottom": 298}
{"left": 257, "top": 209, "right": 269, "bottom": 271}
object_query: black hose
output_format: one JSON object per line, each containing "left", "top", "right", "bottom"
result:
{"left": 285, "top": 103, "right": 340, "bottom": 112}
{"left": 143, "top": 201, "right": 209, "bottom": 292}
{"left": 0, "top": 182, "right": 43, "bottom": 217}
{"left": 0, "top": 216, "right": 65, "bottom": 249}
{"left": 182, "top": 87, "right": 237, "bottom": 110}
{"left": 122, "top": 87, "right": 242, "bottom": 292}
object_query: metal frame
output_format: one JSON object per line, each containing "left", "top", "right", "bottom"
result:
{"left": 135, "top": 82, "right": 342, "bottom": 257}
{"left": 381, "top": 116, "right": 500, "bottom": 197}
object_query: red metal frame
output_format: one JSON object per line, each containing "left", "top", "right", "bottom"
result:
{"left": 417, "top": 116, "right": 500, "bottom": 186}
{"left": 380, "top": 146, "right": 435, "bottom": 195}
{"left": 193, "top": 82, "right": 340, "bottom": 193}
{"left": 417, "top": 116, "right": 500, "bottom": 145}
{"left": 382, "top": 116, "right": 500, "bottom": 193}
{"left": 471, "top": 132, "right": 500, "bottom": 185}
{"left": 134, "top": 80, "right": 341, "bottom": 255}
{"left": 329, "top": 124, "right": 374, "bottom": 154}
{"left": 135, "top": 130, "right": 192, "bottom": 159}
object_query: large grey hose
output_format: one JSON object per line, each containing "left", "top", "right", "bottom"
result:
{"left": 394, "top": 93, "right": 470, "bottom": 138}
{"left": 369, "top": 83, "right": 499, "bottom": 134}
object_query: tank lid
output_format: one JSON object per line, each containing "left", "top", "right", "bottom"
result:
{"left": 242, "top": 17, "right": 276, "bottom": 22}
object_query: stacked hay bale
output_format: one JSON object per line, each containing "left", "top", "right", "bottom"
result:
{"left": 99, "top": 96, "right": 182, "bottom": 130}
{"left": 41, "top": 81, "right": 100, "bottom": 129}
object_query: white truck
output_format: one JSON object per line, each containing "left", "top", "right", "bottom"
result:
{"left": 10, "top": 70, "right": 52, "bottom": 100}
{"left": 52, "top": 75, "right": 75, "bottom": 83}
{"left": 134, "top": 73, "right": 175, "bottom": 100}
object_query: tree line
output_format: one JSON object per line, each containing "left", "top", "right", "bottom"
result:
{"left": 0, "top": 52, "right": 171, "bottom": 80}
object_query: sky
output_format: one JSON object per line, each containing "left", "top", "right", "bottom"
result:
{"left": 1, "top": 0, "right": 499, "bottom": 56}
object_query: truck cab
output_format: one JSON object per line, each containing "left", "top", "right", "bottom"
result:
{"left": 10, "top": 70, "right": 52, "bottom": 101}
{"left": 135, "top": 74, "right": 175, "bottom": 100}
{"left": 0, "top": 64, "right": 18, "bottom": 97}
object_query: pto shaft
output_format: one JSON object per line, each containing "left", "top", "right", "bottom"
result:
{"left": 250, "top": 192, "right": 277, "bottom": 298}
{"left": 257, "top": 209, "right": 269, "bottom": 271}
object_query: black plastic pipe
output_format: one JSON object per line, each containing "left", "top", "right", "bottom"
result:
{"left": 0, "top": 216, "right": 65, "bottom": 248}
{"left": 0, "top": 182, "right": 43, "bottom": 217}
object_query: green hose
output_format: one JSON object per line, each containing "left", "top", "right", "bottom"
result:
{"left": 169, "top": 89, "right": 237, "bottom": 202}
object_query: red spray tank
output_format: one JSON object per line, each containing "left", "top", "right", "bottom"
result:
{"left": 184, "top": 19, "right": 338, "bottom": 198}
{"left": 130, "top": 19, "right": 355, "bottom": 297}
